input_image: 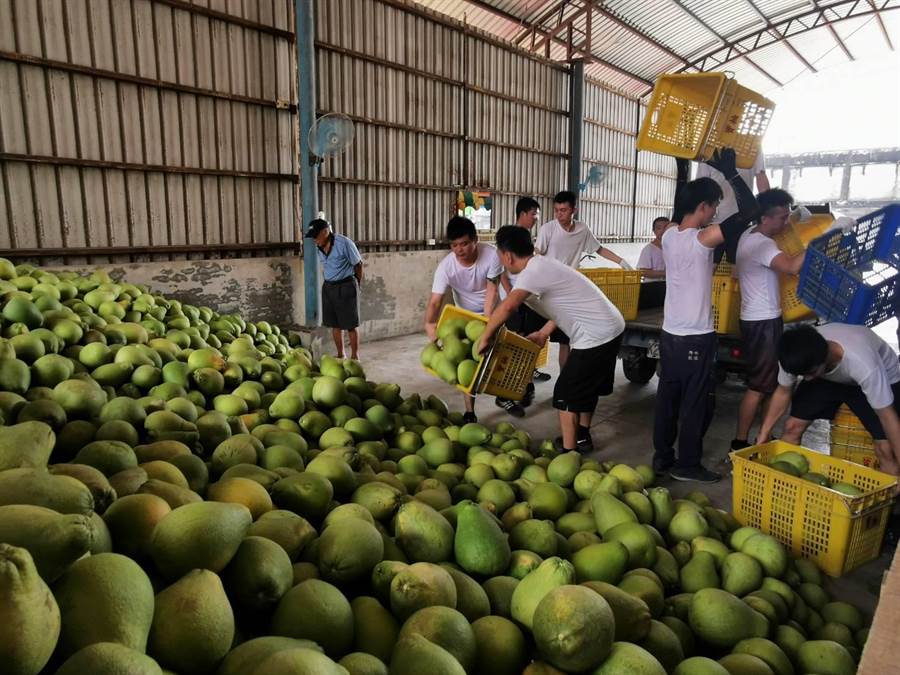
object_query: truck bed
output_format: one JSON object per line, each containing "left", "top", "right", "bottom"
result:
{"left": 627, "top": 307, "right": 665, "bottom": 331}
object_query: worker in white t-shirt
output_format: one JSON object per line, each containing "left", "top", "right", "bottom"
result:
{"left": 637, "top": 216, "right": 669, "bottom": 279}
{"left": 535, "top": 190, "right": 632, "bottom": 369}
{"left": 425, "top": 216, "right": 502, "bottom": 424}
{"left": 653, "top": 149, "right": 758, "bottom": 484}
{"left": 478, "top": 226, "right": 625, "bottom": 454}
{"left": 494, "top": 196, "right": 551, "bottom": 419}
{"left": 731, "top": 189, "right": 806, "bottom": 451}
{"left": 757, "top": 324, "right": 900, "bottom": 476}
{"left": 695, "top": 152, "right": 769, "bottom": 222}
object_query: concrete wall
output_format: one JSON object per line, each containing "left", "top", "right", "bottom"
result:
{"left": 61, "top": 249, "right": 448, "bottom": 342}
{"left": 357, "top": 250, "right": 447, "bottom": 341}
{"left": 56, "top": 257, "right": 304, "bottom": 331}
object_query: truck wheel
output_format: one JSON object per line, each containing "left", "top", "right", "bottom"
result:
{"left": 623, "top": 354, "right": 658, "bottom": 384}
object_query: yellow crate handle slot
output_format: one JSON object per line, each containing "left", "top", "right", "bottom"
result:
{"left": 472, "top": 328, "right": 503, "bottom": 396}
{"left": 697, "top": 73, "right": 735, "bottom": 162}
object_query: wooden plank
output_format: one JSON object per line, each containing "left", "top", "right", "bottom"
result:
{"left": 859, "top": 547, "right": 900, "bottom": 674}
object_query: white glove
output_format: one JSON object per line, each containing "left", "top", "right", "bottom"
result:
{"left": 619, "top": 259, "right": 634, "bottom": 271}
{"left": 829, "top": 216, "right": 856, "bottom": 235}
{"left": 790, "top": 205, "right": 812, "bottom": 223}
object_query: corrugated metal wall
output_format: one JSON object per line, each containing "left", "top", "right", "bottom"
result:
{"left": 315, "top": 0, "right": 568, "bottom": 248}
{"left": 579, "top": 78, "right": 675, "bottom": 242}
{"left": 0, "top": 0, "right": 299, "bottom": 263}
{"left": 1, "top": 0, "right": 674, "bottom": 264}
{"left": 634, "top": 99, "right": 677, "bottom": 240}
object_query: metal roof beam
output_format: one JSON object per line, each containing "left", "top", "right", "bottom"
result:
{"left": 869, "top": 0, "right": 896, "bottom": 48}
{"left": 530, "top": 4, "right": 591, "bottom": 55}
{"left": 673, "top": 0, "right": 816, "bottom": 75}
{"left": 811, "top": 0, "right": 856, "bottom": 60}
{"left": 512, "top": 0, "right": 571, "bottom": 45}
{"left": 827, "top": 23, "right": 856, "bottom": 60}
{"left": 743, "top": 54, "right": 784, "bottom": 86}
{"left": 460, "top": 0, "right": 653, "bottom": 86}
{"left": 741, "top": 0, "right": 819, "bottom": 73}
{"left": 581, "top": 1, "right": 690, "bottom": 66}
{"left": 679, "top": 0, "right": 899, "bottom": 73}
{"left": 671, "top": 0, "right": 727, "bottom": 45}
{"left": 779, "top": 35, "right": 819, "bottom": 72}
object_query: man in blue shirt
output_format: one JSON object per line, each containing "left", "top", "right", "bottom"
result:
{"left": 306, "top": 219, "right": 364, "bottom": 360}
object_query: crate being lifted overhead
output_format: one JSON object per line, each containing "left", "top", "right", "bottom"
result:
{"left": 797, "top": 203, "right": 899, "bottom": 326}
{"left": 637, "top": 72, "right": 775, "bottom": 169}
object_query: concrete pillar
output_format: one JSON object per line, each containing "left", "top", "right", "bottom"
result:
{"left": 567, "top": 59, "right": 585, "bottom": 195}
{"left": 780, "top": 167, "right": 791, "bottom": 190}
{"left": 840, "top": 162, "right": 853, "bottom": 202}
{"left": 296, "top": 0, "right": 320, "bottom": 326}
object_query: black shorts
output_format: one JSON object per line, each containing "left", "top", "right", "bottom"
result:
{"left": 506, "top": 304, "right": 547, "bottom": 336}
{"left": 739, "top": 316, "right": 783, "bottom": 394}
{"left": 549, "top": 327, "right": 570, "bottom": 345}
{"left": 322, "top": 277, "right": 360, "bottom": 330}
{"left": 791, "top": 380, "right": 900, "bottom": 440}
{"left": 553, "top": 335, "right": 623, "bottom": 413}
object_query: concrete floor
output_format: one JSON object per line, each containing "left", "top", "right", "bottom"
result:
{"left": 360, "top": 332, "right": 893, "bottom": 616}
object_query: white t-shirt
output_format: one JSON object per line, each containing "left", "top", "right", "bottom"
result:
{"left": 735, "top": 228, "right": 782, "bottom": 321}
{"left": 499, "top": 226, "right": 531, "bottom": 298}
{"left": 535, "top": 219, "right": 601, "bottom": 268}
{"left": 637, "top": 242, "right": 665, "bottom": 272}
{"left": 514, "top": 256, "right": 625, "bottom": 350}
{"left": 695, "top": 153, "right": 765, "bottom": 222}
{"left": 777, "top": 323, "right": 900, "bottom": 409}
{"left": 431, "top": 243, "right": 503, "bottom": 313}
{"left": 662, "top": 226, "right": 715, "bottom": 336}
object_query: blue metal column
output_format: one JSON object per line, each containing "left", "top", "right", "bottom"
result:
{"left": 296, "top": 0, "right": 319, "bottom": 325}
{"left": 567, "top": 59, "right": 585, "bottom": 194}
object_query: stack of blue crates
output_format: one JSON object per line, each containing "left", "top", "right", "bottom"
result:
{"left": 797, "top": 203, "right": 899, "bottom": 326}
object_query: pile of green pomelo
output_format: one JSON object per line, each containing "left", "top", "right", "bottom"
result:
{"left": 0, "top": 256, "right": 871, "bottom": 675}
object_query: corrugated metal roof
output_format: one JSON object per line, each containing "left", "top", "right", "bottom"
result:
{"left": 413, "top": 0, "right": 900, "bottom": 96}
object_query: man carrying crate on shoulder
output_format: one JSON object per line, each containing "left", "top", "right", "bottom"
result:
{"left": 535, "top": 190, "right": 632, "bottom": 370}
{"left": 424, "top": 216, "right": 502, "bottom": 424}
{"left": 477, "top": 225, "right": 625, "bottom": 455}
{"left": 757, "top": 323, "right": 900, "bottom": 476}
{"left": 731, "top": 189, "right": 807, "bottom": 452}
{"left": 653, "top": 149, "right": 758, "bottom": 484}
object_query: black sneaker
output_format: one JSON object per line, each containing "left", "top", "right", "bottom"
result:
{"left": 522, "top": 383, "right": 535, "bottom": 407}
{"left": 533, "top": 370, "right": 552, "bottom": 383}
{"left": 669, "top": 465, "right": 722, "bottom": 483}
{"left": 653, "top": 456, "right": 674, "bottom": 476}
{"left": 495, "top": 398, "right": 526, "bottom": 418}
{"left": 576, "top": 437, "right": 593, "bottom": 454}
{"left": 462, "top": 412, "right": 477, "bottom": 424}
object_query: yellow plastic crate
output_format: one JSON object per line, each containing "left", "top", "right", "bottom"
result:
{"left": 535, "top": 341, "right": 549, "bottom": 368}
{"left": 773, "top": 214, "right": 834, "bottom": 322}
{"left": 731, "top": 441, "right": 896, "bottom": 576}
{"left": 830, "top": 405, "right": 878, "bottom": 469}
{"left": 578, "top": 268, "right": 642, "bottom": 321}
{"left": 423, "top": 305, "right": 539, "bottom": 401}
{"left": 638, "top": 73, "right": 775, "bottom": 169}
{"left": 711, "top": 264, "right": 740, "bottom": 335}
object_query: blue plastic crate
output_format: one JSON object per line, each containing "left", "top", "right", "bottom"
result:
{"left": 797, "top": 204, "right": 899, "bottom": 326}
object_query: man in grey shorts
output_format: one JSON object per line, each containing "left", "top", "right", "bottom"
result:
{"left": 731, "top": 189, "right": 805, "bottom": 451}
{"left": 306, "top": 219, "right": 363, "bottom": 360}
